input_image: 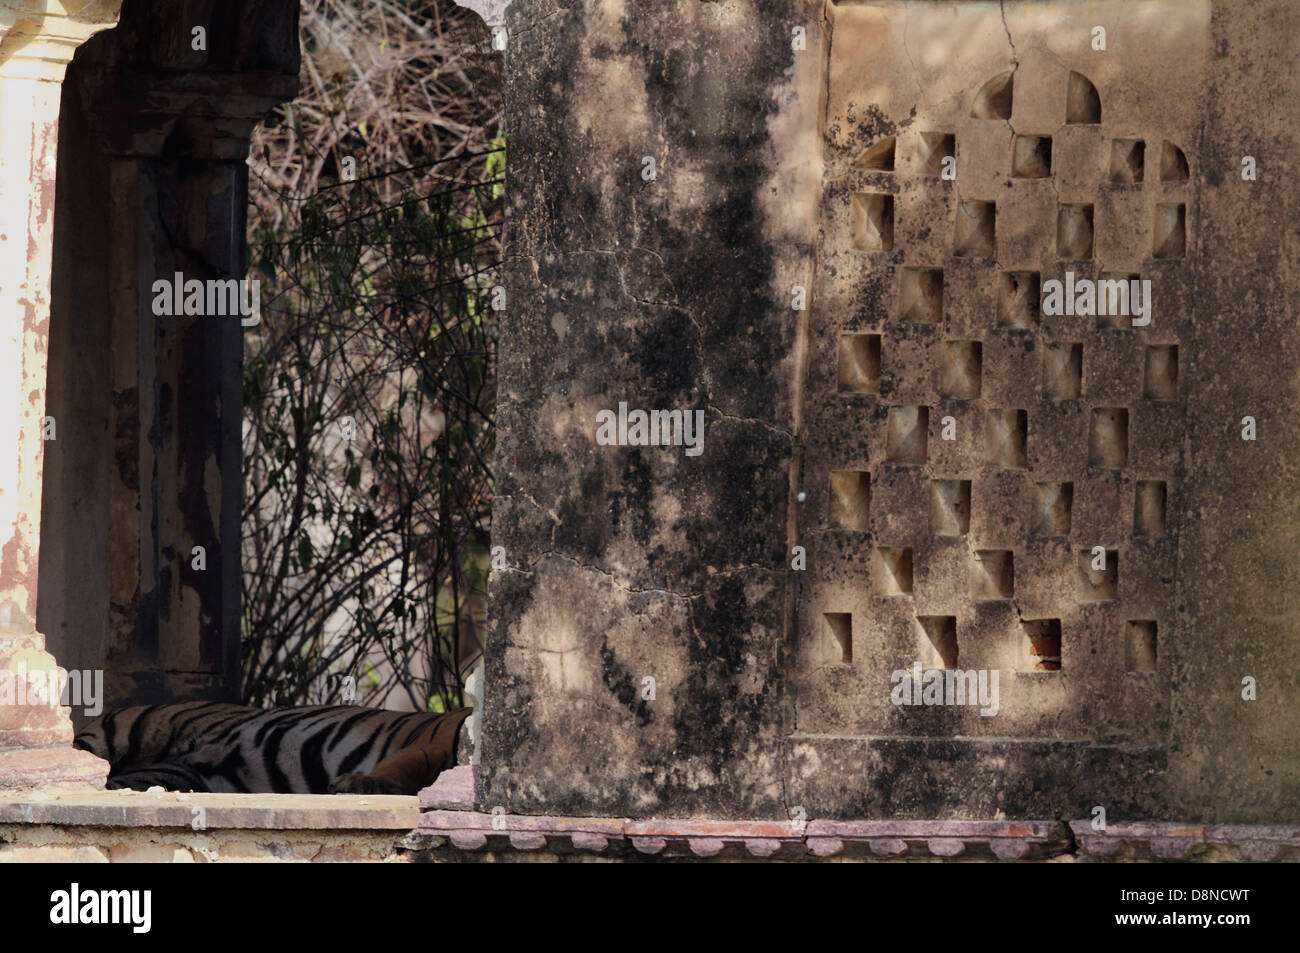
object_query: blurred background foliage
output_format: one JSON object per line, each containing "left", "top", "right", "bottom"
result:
{"left": 241, "top": 0, "right": 503, "bottom": 712}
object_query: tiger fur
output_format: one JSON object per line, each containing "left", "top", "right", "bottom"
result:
{"left": 73, "top": 701, "right": 471, "bottom": 796}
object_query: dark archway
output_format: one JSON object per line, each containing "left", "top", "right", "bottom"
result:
{"left": 40, "top": 0, "right": 300, "bottom": 723}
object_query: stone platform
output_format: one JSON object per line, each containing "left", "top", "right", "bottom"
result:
{"left": 0, "top": 769, "right": 1294, "bottom": 862}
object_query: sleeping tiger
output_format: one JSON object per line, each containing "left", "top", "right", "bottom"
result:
{"left": 73, "top": 701, "right": 471, "bottom": 796}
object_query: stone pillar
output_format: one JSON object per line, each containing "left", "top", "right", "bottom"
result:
{"left": 479, "top": 0, "right": 822, "bottom": 818}
{"left": 0, "top": 1, "right": 123, "bottom": 788}
{"left": 38, "top": 0, "right": 298, "bottom": 711}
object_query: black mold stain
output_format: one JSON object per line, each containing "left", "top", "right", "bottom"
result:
{"left": 599, "top": 636, "right": 652, "bottom": 726}
{"left": 610, "top": 450, "right": 653, "bottom": 548}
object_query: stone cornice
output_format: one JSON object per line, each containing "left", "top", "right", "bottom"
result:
{"left": 76, "top": 63, "right": 300, "bottom": 160}
{"left": 65, "top": 1, "right": 300, "bottom": 161}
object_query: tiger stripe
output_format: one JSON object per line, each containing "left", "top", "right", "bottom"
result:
{"left": 73, "top": 703, "right": 472, "bottom": 796}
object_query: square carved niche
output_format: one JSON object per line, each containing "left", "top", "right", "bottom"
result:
{"left": 875, "top": 546, "right": 913, "bottom": 596}
{"left": 1042, "top": 342, "right": 1083, "bottom": 400}
{"left": 997, "top": 271, "right": 1039, "bottom": 329}
{"left": 1108, "top": 139, "right": 1145, "bottom": 183}
{"left": 1134, "top": 480, "right": 1167, "bottom": 536}
{"left": 1012, "top": 135, "right": 1052, "bottom": 178}
{"left": 900, "top": 267, "right": 943, "bottom": 323}
{"left": 1031, "top": 482, "right": 1073, "bottom": 536}
{"left": 1153, "top": 203, "right": 1186, "bottom": 258}
{"left": 971, "top": 549, "right": 1014, "bottom": 601}
{"left": 852, "top": 192, "right": 895, "bottom": 252}
{"left": 838, "top": 332, "right": 881, "bottom": 393}
{"left": 930, "top": 479, "right": 971, "bottom": 536}
{"left": 1076, "top": 548, "right": 1118, "bottom": 602}
{"left": 830, "top": 469, "right": 870, "bottom": 531}
{"left": 1088, "top": 408, "right": 1129, "bottom": 468}
{"left": 919, "top": 131, "right": 955, "bottom": 176}
{"left": 856, "top": 136, "right": 896, "bottom": 171}
{"left": 1023, "top": 619, "right": 1062, "bottom": 671}
{"left": 1126, "top": 620, "right": 1158, "bottom": 672}
{"left": 1143, "top": 345, "right": 1179, "bottom": 400}
{"left": 1097, "top": 273, "right": 1141, "bottom": 329}
{"left": 986, "top": 409, "right": 1028, "bottom": 469}
{"left": 886, "top": 406, "right": 928, "bottom": 464}
{"left": 1057, "top": 204, "right": 1094, "bottom": 259}
{"left": 940, "top": 340, "right": 982, "bottom": 399}
{"left": 954, "top": 200, "right": 996, "bottom": 257}
{"left": 822, "top": 612, "right": 853, "bottom": 664}
{"left": 917, "top": 615, "right": 959, "bottom": 669}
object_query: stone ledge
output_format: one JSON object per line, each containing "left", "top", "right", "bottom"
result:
{"left": 0, "top": 747, "right": 108, "bottom": 790}
{"left": 418, "top": 811, "right": 1073, "bottom": 860}
{"left": 0, "top": 790, "right": 419, "bottom": 830}
{"left": 1069, "top": 821, "right": 1300, "bottom": 862}
{"left": 5, "top": 777, "right": 1295, "bottom": 861}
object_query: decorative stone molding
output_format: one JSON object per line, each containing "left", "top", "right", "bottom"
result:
{"left": 421, "top": 770, "right": 1299, "bottom": 860}
{"left": 418, "top": 809, "right": 1073, "bottom": 860}
{"left": 0, "top": 1, "right": 123, "bottom": 82}
{"left": 66, "top": 0, "right": 299, "bottom": 162}
{"left": 1070, "top": 821, "right": 1300, "bottom": 863}
{"left": 415, "top": 806, "right": 1300, "bottom": 861}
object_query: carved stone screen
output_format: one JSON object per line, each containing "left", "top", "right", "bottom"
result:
{"left": 790, "top": 1, "right": 1239, "bottom": 817}
{"left": 798, "top": 3, "right": 1203, "bottom": 762}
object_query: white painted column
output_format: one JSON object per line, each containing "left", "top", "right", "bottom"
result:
{"left": 0, "top": 1, "right": 122, "bottom": 787}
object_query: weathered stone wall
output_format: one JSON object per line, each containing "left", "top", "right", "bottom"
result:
{"left": 482, "top": 0, "right": 1300, "bottom": 824}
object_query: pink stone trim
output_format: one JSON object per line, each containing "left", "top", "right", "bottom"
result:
{"left": 420, "top": 811, "right": 1074, "bottom": 860}
{"left": 1069, "top": 820, "right": 1300, "bottom": 861}
{"left": 418, "top": 771, "right": 1297, "bottom": 861}
{"left": 419, "top": 810, "right": 1300, "bottom": 860}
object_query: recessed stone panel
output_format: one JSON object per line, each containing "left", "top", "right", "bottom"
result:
{"left": 789, "top": 0, "right": 1206, "bottom": 797}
